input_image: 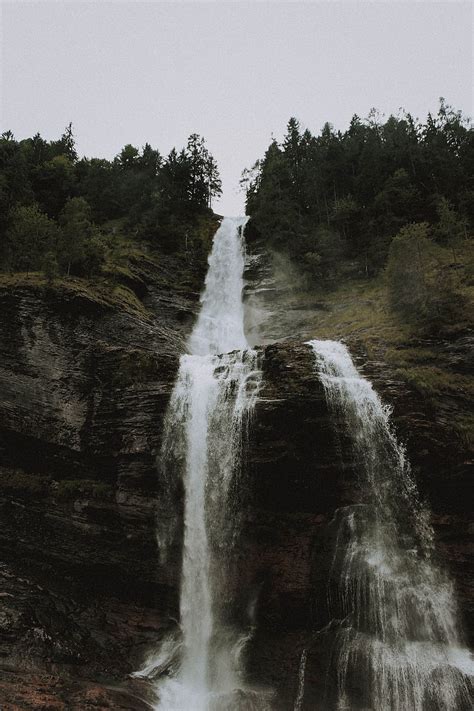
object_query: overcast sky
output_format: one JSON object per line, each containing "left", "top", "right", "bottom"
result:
{"left": 1, "top": 1, "right": 473, "bottom": 215}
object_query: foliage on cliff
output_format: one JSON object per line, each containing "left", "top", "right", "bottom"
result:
{"left": 243, "top": 101, "right": 473, "bottom": 335}
{"left": 306, "top": 276, "right": 473, "bottom": 450}
{"left": 0, "top": 125, "right": 221, "bottom": 285}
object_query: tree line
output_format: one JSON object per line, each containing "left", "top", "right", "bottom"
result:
{"left": 242, "top": 100, "right": 473, "bottom": 332}
{"left": 0, "top": 125, "right": 222, "bottom": 279}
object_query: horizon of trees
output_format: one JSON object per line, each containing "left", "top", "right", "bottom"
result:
{"left": 0, "top": 124, "right": 222, "bottom": 279}
{"left": 242, "top": 100, "right": 473, "bottom": 333}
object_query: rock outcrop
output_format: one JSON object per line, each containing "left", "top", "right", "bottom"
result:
{"left": 0, "top": 258, "right": 197, "bottom": 708}
{"left": 241, "top": 341, "right": 473, "bottom": 709}
{"left": 0, "top": 251, "right": 472, "bottom": 709}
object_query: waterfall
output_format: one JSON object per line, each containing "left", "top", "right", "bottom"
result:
{"left": 139, "top": 217, "right": 262, "bottom": 710}
{"left": 308, "top": 339, "right": 473, "bottom": 711}
{"left": 293, "top": 648, "right": 307, "bottom": 711}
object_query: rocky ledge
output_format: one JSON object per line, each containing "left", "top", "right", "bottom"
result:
{"left": 240, "top": 341, "right": 474, "bottom": 709}
{"left": 0, "top": 266, "right": 472, "bottom": 708}
{"left": 0, "top": 258, "right": 199, "bottom": 708}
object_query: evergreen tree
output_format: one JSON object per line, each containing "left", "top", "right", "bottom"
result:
{"left": 435, "top": 197, "right": 468, "bottom": 262}
{"left": 386, "top": 221, "right": 466, "bottom": 331}
{"left": 204, "top": 154, "right": 222, "bottom": 208}
{"left": 57, "top": 123, "right": 78, "bottom": 162}
{"left": 32, "top": 155, "right": 76, "bottom": 218}
{"left": 58, "top": 197, "right": 94, "bottom": 275}
{"left": 5, "top": 204, "right": 58, "bottom": 274}
{"left": 0, "top": 125, "right": 223, "bottom": 271}
{"left": 244, "top": 102, "right": 473, "bottom": 281}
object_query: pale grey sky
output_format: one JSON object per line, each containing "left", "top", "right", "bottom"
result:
{"left": 1, "top": 1, "right": 473, "bottom": 215}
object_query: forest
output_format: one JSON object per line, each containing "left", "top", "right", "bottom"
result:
{"left": 243, "top": 100, "right": 473, "bottom": 335}
{"left": 0, "top": 126, "right": 221, "bottom": 281}
{"left": 1, "top": 101, "right": 473, "bottom": 337}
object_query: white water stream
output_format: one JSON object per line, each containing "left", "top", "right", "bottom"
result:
{"left": 133, "top": 232, "right": 472, "bottom": 710}
{"left": 137, "top": 218, "right": 262, "bottom": 710}
{"left": 308, "top": 339, "right": 473, "bottom": 711}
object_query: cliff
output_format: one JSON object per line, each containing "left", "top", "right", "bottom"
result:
{"left": 242, "top": 342, "right": 473, "bottom": 709}
{"left": 0, "top": 251, "right": 472, "bottom": 708}
{"left": 0, "top": 257, "right": 197, "bottom": 709}
{"left": 242, "top": 249, "right": 473, "bottom": 708}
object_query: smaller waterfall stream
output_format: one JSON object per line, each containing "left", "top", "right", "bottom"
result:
{"left": 293, "top": 648, "right": 307, "bottom": 711}
{"left": 138, "top": 218, "right": 263, "bottom": 711}
{"left": 308, "top": 339, "right": 473, "bottom": 711}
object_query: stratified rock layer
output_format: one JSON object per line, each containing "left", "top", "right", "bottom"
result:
{"left": 0, "top": 264, "right": 471, "bottom": 708}
{"left": 0, "top": 261, "right": 195, "bottom": 708}
{"left": 242, "top": 341, "right": 473, "bottom": 709}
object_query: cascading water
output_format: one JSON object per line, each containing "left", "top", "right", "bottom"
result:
{"left": 308, "top": 339, "right": 473, "bottom": 711}
{"left": 137, "top": 217, "right": 262, "bottom": 710}
{"left": 293, "top": 648, "right": 307, "bottom": 711}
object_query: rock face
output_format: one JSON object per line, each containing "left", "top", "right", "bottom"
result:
{"left": 0, "top": 259, "right": 197, "bottom": 708}
{"left": 0, "top": 253, "right": 472, "bottom": 708}
{"left": 240, "top": 341, "right": 473, "bottom": 709}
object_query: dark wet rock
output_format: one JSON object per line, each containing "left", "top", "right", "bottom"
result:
{"left": 238, "top": 340, "right": 474, "bottom": 708}
{"left": 0, "top": 258, "right": 198, "bottom": 705}
{"left": 0, "top": 255, "right": 472, "bottom": 708}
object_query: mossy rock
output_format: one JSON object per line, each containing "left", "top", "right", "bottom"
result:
{"left": 55, "top": 479, "right": 113, "bottom": 501}
{"left": 0, "top": 469, "right": 51, "bottom": 497}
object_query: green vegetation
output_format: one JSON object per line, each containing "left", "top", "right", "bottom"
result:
{"left": 0, "top": 267, "right": 150, "bottom": 317}
{"left": 305, "top": 279, "right": 411, "bottom": 349}
{"left": 385, "top": 223, "right": 471, "bottom": 335}
{"left": 0, "top": 470, "right": 51, "bottom": 496}
{"left": 0, "top": 125, "right": 221, "bottom": 289}
{"left": 244, "top": 100, "right": 473, "bottom": 337}
{"left": 0, "top": 469, "right": 113, "bottom": 501}
{"left": 303, "top": 276, "right": 473, "bottom": 448}
{"left": 55, "top": 479, "right": 113, "bottom": 500}
{"left": 5, "top": 204, "right": 58, "bottom": 275}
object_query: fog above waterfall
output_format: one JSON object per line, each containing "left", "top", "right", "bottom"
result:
{"left": 2, "top": 1, "right": 472, "bottom": 215}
